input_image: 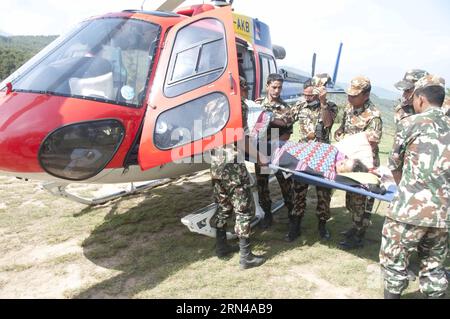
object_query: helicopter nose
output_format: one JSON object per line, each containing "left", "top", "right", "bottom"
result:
{"left": 0, "top": 129, "right": 42, "bottom": 173}
{"left": 0, "top": 93, "right": 53, "bottom": 173}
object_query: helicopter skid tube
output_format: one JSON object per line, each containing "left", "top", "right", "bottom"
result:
{"left": 42, "top": 179, "right": 171, "bottom": 206}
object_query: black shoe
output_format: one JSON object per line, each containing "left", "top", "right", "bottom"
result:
{"left": 216, "top": 228, "right": 238, "bottom": 258}
{"left": 340, "top": 227, "right": 357, "bottom": 238}
{"left": 284, "top": 216, "right": 301, "bottom": 242}
{"left": 284, "top": 230, "right": 301, "bottom": 242}
{"left": 318, "top": 220, "right": 331, "bottom": 240}
{"left": 259, "top": 212, "right": 273, "bottom": 229}
{"left": 384, "top": 289, "right": 401, "bottom": 299}
{"left": 239, "top": 238, "right": 265, "bottom": 269}
{"left": 339, "top": 235, "right": 364, "bottom": 250}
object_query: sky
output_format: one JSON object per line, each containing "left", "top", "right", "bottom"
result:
{"left": 1, "top": 0, "right": 449, "bottom": 92}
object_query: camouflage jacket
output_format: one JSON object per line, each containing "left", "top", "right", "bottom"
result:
{"left": 443, "top": 97, "right": 450, "bottom": 116}
{"left": 210, "top": 99, "right": 248, "bottom": 179}
{"left": 394, "top": 103, "right": 415, "bottom": 126}
{"left": 338, "top": 99, "right": 383, "bottom": 166}
{"left": 256, "top": 96, "right": 293, "bottom": 135}
{"left": 291, "top": 100, "right": 338, "bottom": 143}
{"left": 387, "top": 106, "right": 450, "bottom": 228}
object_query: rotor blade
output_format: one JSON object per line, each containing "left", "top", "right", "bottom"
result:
{"left": 311, "top": 52, "right": 317, "bottom": 77}
{"left": 332, "top": 42, "right": 343, "bottom": 85}
{"left": 156, "top": 0, "right": 187, "bottom": 11}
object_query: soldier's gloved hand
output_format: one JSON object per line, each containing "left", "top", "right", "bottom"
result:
{"left": 315, "top": 122, "right": 324, "bottom": 141}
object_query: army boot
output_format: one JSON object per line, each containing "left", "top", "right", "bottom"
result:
{"left": 239, "top": 238, "right": 265, "bottom": 269}
{"left": 259, "top": 211, "right": 273, "bottom": 229}
{"left": 284, "top": 215, "right": 301, "bottom": 242}
{"left": 215, "top": 228, "right": 238, "bottom": 258}
{"left": 384, "top": 289, "right": 401, "bottom": 299}
{"left": 339, "top": 229, "right": 365, "bottom": 250}
{"left": 340, "top": 227, "right": 357, "bottom": 239}
{"left": 318, "top": 220, "right": 331, "bottom": 240}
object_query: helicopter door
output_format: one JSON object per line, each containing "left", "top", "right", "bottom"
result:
{"left": 138, "top": 7, "right": 241, "bottom": 170}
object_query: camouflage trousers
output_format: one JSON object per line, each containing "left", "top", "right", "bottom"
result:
{"left": 345, "top": 193, "right": 374, "bottom": 232}
{"left": 211, "top": 163, "right": 253, "bottom": 239}
{"left": 293, "top": 181, "right": 331, "bottom": 221}
{"left": 379, "top": 217, "right": 449, "bottom": 297}
{"left": 255, "top": 163, "right": 293, "bottom": 215}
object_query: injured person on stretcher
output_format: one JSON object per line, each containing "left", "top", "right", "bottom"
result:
{"left": 245, "top": 104, "right": 396, "bottom": 200}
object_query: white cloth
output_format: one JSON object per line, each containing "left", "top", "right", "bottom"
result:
{"left": 334, "top": 132, "right": 374, "bottom": 169}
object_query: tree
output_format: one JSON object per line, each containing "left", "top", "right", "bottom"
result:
{"left": 0, "top": 35, "right": 57, "bottom": 81}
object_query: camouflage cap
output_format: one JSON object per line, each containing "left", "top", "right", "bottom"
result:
{"left": 413, "top": 74, "right": 445, "bottom": 92}
{"left": 239, "top": 76, "right": 248, "bottom": 89}
{"left": 346, "top": 76, "right": 371, "bottom": 96}
{"left": 394, "top": 69, "right": 429, "bottom": 91}
{"left": 312, "top": 73, "right": 332, "bottom": 87}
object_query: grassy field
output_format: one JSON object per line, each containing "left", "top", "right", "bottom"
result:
{"left": 0, "top": 116, "right": 448, "bottom": 299}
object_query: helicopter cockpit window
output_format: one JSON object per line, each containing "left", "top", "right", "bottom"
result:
{"left": 11, "top": 18, "right": 160, "bottom": 108}
{"left": 164, "top": 19, "right": 227, "bottom": 98}
{"left": 154, "top": 92, "right": 229, "bottom": 150}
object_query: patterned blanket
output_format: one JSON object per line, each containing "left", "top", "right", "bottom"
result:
{"left": 272, "top": 141, "right": 346, "bottom": 180}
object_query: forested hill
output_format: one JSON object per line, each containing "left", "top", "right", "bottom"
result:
{"left": 0, "top": 35, "right": 57, "bottom": 81}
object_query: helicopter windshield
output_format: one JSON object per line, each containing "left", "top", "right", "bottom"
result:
{"left": 8, "top": 18, "right": 160, "bottom": 107}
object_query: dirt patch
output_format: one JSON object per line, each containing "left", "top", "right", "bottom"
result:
{"left": 0, "top": 239, "right": 82, "bottom": 266}
{"left": 290, "top": 265, "right": 363, "bottom": 299}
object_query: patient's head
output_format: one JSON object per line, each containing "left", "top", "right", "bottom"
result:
{"left": 336, "top": 158, "right": 369, "bottom": 174}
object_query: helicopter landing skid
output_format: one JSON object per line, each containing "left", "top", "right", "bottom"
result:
{"left": 42, "top": 179, "right": 171, "bottom": 206}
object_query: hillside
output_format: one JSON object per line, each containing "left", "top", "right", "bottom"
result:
{"left": 0, "top": 35, "right": 57, "bottom": 81}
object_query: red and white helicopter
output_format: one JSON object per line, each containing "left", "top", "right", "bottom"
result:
{"left": 0, "top": 0, "right": 303, "bottom": 235}
{"left": 0, "top": 0, "right": 353, "bottom": 238}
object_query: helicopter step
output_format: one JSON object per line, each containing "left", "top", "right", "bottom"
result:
{"left": 181, "top": 200, "right": 285, "bottom": 240}
{"left": 181, "top": 175, "right": 286, "bottom": 239}
{"left": 42, "top": 179, "right": 171, "bottom": 206}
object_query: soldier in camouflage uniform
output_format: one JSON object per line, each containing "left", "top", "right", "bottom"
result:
{"left": 334, "top": 76, "right": 383, "bottom": 249}
{"left": 443, "top": 97, "right": 450, "bottom": 116}
{"left": 286, "top": 74, "right": 338, "bottom": 242}
{"left": 379, "top": 75, "right": 449, "bottom": 299}
{"left": 393, "top": 69, "right": 429, "bottom": 126}
{"left": 210, "top": 77, "right": 265, "bottom": 269}
{"left": 255, "top": 73, "right": 295, "bottom": 229}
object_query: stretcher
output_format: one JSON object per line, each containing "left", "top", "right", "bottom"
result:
{"left": 181, "top": 163, "right": 398, "bottom": 239}
{"left": 269, "top": 164, "right": 397, "bottom": 202}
